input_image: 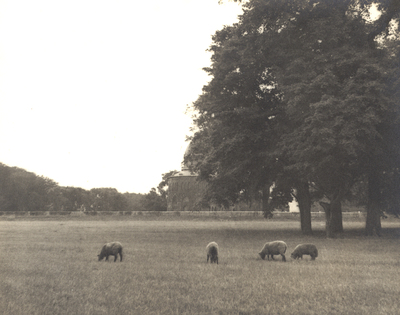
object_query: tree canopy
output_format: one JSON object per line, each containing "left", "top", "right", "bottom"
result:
{"left": 188, "top": 0, "right": 400, "bottom": 236}
{"left": 0, "top": 162, "right": 160, "bottom": 213}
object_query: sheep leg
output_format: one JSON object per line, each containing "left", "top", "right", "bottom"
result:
{"left": 114, "top": 255, "right": 117, "bottom": 262}
{"left": 281, "top": 254, "right": 286, "bottom": 262}
{"left": 120, "top": 252, "right": 123, "bottom": 262}
{"left": 105, "top": 255, "right": 109, "bottom": 261}
{"left": 270, "top": 255, "right": 275, "bottom": 260}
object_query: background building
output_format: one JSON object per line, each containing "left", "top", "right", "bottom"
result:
{"left": 167, "top": 145, "right": 263, "bottom": 211}
{"left": 166, "top": 144, "right": 207, "bottom": 211}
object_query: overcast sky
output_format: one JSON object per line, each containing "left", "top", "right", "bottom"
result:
{"left": 0, "top": 0, "right": 242, "bottom": 193}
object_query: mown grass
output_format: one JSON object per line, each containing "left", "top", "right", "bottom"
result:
{"left": 0, "top": 218, "right": 399, "bottom": 314}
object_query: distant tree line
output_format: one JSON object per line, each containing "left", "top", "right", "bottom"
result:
{"left": 0, "top": 163, "right": 167, "bottom": 212}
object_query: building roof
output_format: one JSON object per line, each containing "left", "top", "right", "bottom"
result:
{"left": 169, "top": 169, "right": 198, "bottom": 178}
{"left": 169, "top": 141, "right": 200, "bottom": 178}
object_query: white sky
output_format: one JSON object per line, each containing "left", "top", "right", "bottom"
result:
{"left": 0, "top": 0, "right": 242, "bottom": 193}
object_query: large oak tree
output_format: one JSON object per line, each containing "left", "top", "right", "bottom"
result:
{"left": 188, "top": 0, "right": 400, "bottom": 236}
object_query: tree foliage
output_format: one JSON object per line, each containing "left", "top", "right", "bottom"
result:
{"left": 188, "top": 0, "right": 400, "bottom": 236}
{"left": 141, "top": 188, "right": 167, "bottom": 212}
{"left": 0, "top": 163, "right": 58, "bottom": 212}
{"left": 157, "top": 170, "right": 178, "bottom": 201}
{"left": 0, "top": 163, "right": 159, "bottom": 213}
{"left": 140, "top": 170, "right": 178, "bottom": 212}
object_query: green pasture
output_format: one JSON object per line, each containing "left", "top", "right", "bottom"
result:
{"left": 0, "top": 217, "right": 399, "bottom": 315}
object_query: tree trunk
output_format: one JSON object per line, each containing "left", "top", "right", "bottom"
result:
{"left": 366, "top": 205, "right": 382, "bottom": 236}
{"left": 330, "top": 196, "right": 343, "bottom": 234}
{"left": 365, "top": 170, "right": 382, "bottom": 236}
{"left": 262, "top": 185, "right": 273, "bottom": 218}
{"left": 319, "top": 202, "right": 333, "bottom": 238}
{"left": 320, "top": 196, "right": 343, "bottom": 238}
{"left": 296, "top": 182, "right": 312, "bottom": 235}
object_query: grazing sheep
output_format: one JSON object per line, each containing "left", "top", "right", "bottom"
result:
{"left": 291, "top": 244, "right": 318, "bottom": 260}
{"left": 258, "top": 240, "right": 287, "bottom": 262}
{"left": 206, "top": 242, "right": 219, "bottom": 264}
{"left": 98, "top": 242, "right": 123, "bottom": 262}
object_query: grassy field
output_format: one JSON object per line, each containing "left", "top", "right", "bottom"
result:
{"left": 0, "top": 216, "right": 399, "bottom": 315}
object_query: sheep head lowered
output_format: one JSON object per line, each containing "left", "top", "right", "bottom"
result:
{"left": 258, "top": 241, "right": 287, "bottom": 262}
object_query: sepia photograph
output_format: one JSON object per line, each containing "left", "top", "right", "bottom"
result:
{"left": 0, "top": 0, "right": 399, "bottom": 314}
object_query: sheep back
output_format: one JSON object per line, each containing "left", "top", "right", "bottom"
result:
{"left": 291, "top": 244, "right": 318, "bottom": 260}
{"left": 98, "top": 241, "right": 123, "bottom": 262}
{"left": 206, "top": 242, "right": 219, "bottom": 264}
{"left": 258, "top": 240, "right": 287, "bottom": 261}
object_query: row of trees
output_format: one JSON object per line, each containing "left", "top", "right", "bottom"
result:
{"left": 0, "top": 163, "right": 167, "bottom": 212}
{"left": 186, "top": 0, "right": 400, "bottom": 236}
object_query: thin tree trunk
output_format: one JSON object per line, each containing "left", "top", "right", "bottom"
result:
{"left": 262, "top": 185, "right": 273, "bottom": 218}
{"left": 296, "top": 182, "right": 312, "bottom": 235}
{"left": 320, "top": 196, "right": 343, "bottom": 238}
{"left": 319, "top": 201, "right": 333, "bottom": 238}
{"left": 366, "top": 205, "right": 382, "bottom": 236}
{"left": 365, "top": 170, "right": 382, "bottom": 236}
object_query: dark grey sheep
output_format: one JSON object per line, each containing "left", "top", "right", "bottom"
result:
{"left": 206, "top": 242, "right": 219, "bottom": 264}
{"left": 98, "top": 242, "right": 123, "bottom": 262}
{"left": 291, "top": 244, "right": 318, "bottom": 260}
{"left": 258, "top": 240, "right": 287, "bottom": 262}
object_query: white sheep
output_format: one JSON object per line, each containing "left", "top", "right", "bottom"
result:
{"left": 258, "top": 240, "right": 287, "bottom": 262}
{"left": 206, "top": 242, "right": 219, "bottom": 264}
